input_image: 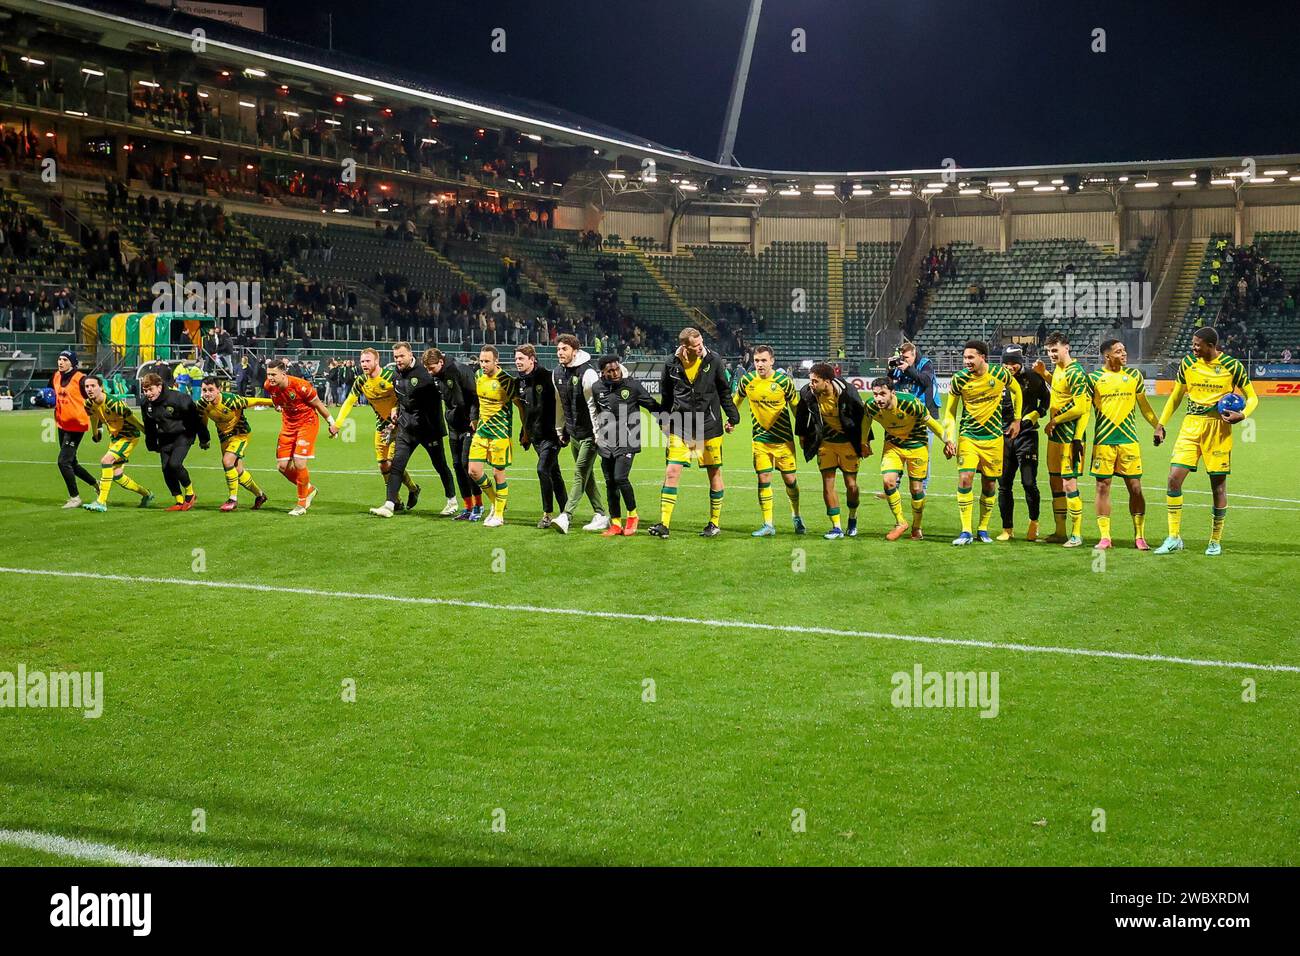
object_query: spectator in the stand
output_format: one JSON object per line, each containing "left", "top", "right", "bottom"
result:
{"left": 201, "top": 325, "right": 217, "bottom": 362}
{"left": 234, "top": 353, "right": 254, "bottom": 396}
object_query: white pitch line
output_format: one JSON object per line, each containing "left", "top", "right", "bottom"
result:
{"left": 0, "top": 828, "right": 219, "bottom": 867}
{"left": 1, "top": 566, "right": 1296, "bottom": 674}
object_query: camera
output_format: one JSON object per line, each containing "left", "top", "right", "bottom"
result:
{"left": 887, "top": 352, "right": 905, "bottom": 371}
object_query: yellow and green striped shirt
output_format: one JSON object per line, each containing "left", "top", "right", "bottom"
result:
{"left": 1049, "top": 359, "right": 1091, "bottom": 442}
{"left": 199, "top": 392, "right": 269, "bottom": 440}
{"left": 733, "top": 369, "right": 797, "bottom": 443}
{"left": 945, "top": 363, "right": 1020, "bottom": 441}
{"left": 864, "top": 391, "right": 942, "bottom": 449}
{"left": 88, "top": 397, "right": 142, "bottom": 440}
{"left": 1089, "top": 366, "right": 1153, "bottom": 445}
{"left": 475, "top": 368, "right": 519, "bottom": 440}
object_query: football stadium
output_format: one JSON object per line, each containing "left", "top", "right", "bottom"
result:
{"left": 0, "top": 0, "right": 1296, "bottom": 909}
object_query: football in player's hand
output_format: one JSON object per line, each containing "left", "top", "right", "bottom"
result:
{"left": 1217, "top": 393, "right": 1245, "bottom": 416}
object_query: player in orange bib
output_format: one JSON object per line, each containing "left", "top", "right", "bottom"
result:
{"left": 263, "top": 359, "right": 335, "bottom": 515}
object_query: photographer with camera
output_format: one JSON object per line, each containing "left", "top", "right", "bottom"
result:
{"left": 886, "top": 341, "right": 939, "bottom": 488}
{"left": 887, "top": 341, "right": 938, "bottom": 416}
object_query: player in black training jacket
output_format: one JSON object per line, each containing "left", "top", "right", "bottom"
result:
{"left": 139, "top": 370, "right": 207, "bottom": 511}
{"left": 367, "top": 342, "right": 456, "bottom": 518}
{"left": 591, "top": 354, "right": 661, "bottom": 537}
{"left": 648, "top": 327, "right": 739, "bottom": 539}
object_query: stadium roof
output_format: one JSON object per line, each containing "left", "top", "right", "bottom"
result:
{"left": 16, "top": 0, "right": 693, "bottom": 158}
{"left": 13, "top": 0, "right": 1300, "bottom": 194}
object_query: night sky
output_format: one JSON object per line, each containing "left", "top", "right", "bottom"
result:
{"left": 262, "top": 0, "right": 1300, "bottom": 170}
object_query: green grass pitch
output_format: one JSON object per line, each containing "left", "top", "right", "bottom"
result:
{"left": 0, "top": 397, "right": 1296, "bottom": 866}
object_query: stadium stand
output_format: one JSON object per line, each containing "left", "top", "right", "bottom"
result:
{"left": 1161, "top": 234, "right": 1230, "bottom": 357}
{"left": 915, "top": 238, "right": 1153, "bottom": 355}
{"left": 843, "top": 241, "right": 901, "bottom": 352}
{"left": 657, "top": 242, "right": 830, "bottom": 357}
{"left": 0, "top": 183, "right": 128, "bottom": 325}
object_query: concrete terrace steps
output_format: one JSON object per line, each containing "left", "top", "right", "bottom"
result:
{"left": 626, "top": 247, "right": 703, "bottom": 333}
{"left": 827, "top": 248, "right": 846, "bottom": 353}
{"left": 1158, "top": 239, "right": 1208, "bottom": 354}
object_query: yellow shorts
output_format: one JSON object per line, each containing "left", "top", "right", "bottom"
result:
{"left": 1047, "top": 439, "right": 1085, "bottom": 479}
{"left": 1090, "top": 442, "right": 1142, "bottom": 479}
{"left": 817, "top": 439, "right": 859, "bottom": 474}
{"left": 1171, "top": 415, "right": 1233, "bottom": 475}
{"left": 373, "top": 427, "right": 395, "bottom": 464}
{"left": 220, "top": 435, "right": 249, "bottom": 460}
{"left": 752, "top": 440, "right": 797, "bottom": 475}
{"left": 667, "top": 434, "right": 723, "bottom": 468}
{"left": 470, "top": 434, "right": 512, "bottom": 469}
{"left": 881, "top": 443, "right": 929, "bottom": 481}
{"left": 107, "top": 436, "right": 138, "bottom": 465}
{"left": 957, "top": 436, "right": 1003, "bottom": 479}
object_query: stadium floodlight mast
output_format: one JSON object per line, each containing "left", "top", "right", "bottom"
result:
{"left": 716, "top": 0, "right": 764, "bottom": 167}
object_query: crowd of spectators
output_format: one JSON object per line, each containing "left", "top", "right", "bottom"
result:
{"left": 0, "top": 284, "right": 75, "bottom": 332}
{"left": 709, "top": 301, "right": 762, "bottom": 356}
{"left": 1201, "top": 239, "right": 1293, "bottom": 356}
{"left": 0, "top": 122, "right": 44, "bottom": 170}
{"left": 904, "top": 243, "right": 962, "bottom": 339}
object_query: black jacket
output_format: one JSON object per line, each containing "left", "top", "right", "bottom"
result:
{"left": 795, "top": 378, "right": 873, "bottom": 461}
{"left": 554, "top": 348, "right": 599, "bottom": 442}
{"left": 658, "top": 347, "right": 739, "bottom": 441}
{"left": 436, "top": 356, "right": 478, "bottom": 433}
{"left": 392, "top": 361, "right": 445, "bottom": 440}
{"left": 1001, "top": 366, "right": 1052, "bottom": 442}
{"left": 516, "top": 362, "right": 562, "bottom": 448}
{"left": 141, "top": 387, "right": 205, "bottom": 450}
{"left": 591, "top": 375, "right": 660, "bottom": 456}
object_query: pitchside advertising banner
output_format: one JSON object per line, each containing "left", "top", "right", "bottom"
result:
{"left": 1251, "top": 362, "right": 1300, "bottom": 379}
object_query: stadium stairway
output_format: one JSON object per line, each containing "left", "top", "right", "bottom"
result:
{"left": 486, "top": 234, "right": 693, "bottom": 342}
{"left": 474, "top": 234, "right": 578, "bottom": 315}
{"left": 0, "top": 184, "right": 134, "bottom": 314}
{"left": 10, "top": 189, "right": 79, "bottom": 252}
{"left": 61, "top": 187, "right": 141, "bottom": 264}
{"left": 1155, "top": 237, "right": 1216, "bottom": 357}
{"left": 828, "top": 248, "right": 846, "bottom": 353}
{"left": 626, "top": 247, "right": 703, "bottom": 333}
{"left": 463, "top": 237, "right": 557, "bottom": 312}
{"left": 1167, "top": 240, "right": 1208, "bottom": 331}
{"left": 423, "top": 238, "right": 494, "bottom": 302}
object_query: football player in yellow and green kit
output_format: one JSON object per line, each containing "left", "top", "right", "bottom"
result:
{"left": 80, "top": 373, "right": 153, "bottom": 512}
{"left": 1154, "top": 326, "right": 1259, "bottom": 556}
{"left": 330, "top": 347, "right": 426, "bottom": 512}
{"left": 866, "top": 377, "right": 954, "bottom": 541}
{"left": 198, "top": 377, "right": 271, "bottom": 512}
{"left": 468, "top": 344, "right": 524, "bottom": 527}
{"left": 943, "top": 340, "right": 1022, "bottom": 546}
{"left": 1088, "top": 339, "right": 1163, "bottom": 551}
{"left": 1043, "top": 331, "right": 1092, "bottom": 547}
{"left": 732, "top": 345, "right": 804, "bottom": 537}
